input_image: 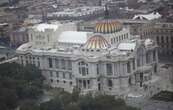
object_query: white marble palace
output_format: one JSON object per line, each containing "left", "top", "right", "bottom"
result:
{"left": 16, "top": 20, "right": 160, "bottom": 98}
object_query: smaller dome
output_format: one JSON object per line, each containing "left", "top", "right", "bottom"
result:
{"left": 95, "top": 20, "right": 122, "bottom": 34}
{"left": 83, "top": 35, "right": 110, "bottom": 50}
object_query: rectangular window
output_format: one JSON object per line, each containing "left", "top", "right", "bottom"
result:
{"left": 135, "top": 74, "right": 140, "bottom": 82}
{"left": 67, "top": 60, "right": 72, "bottom": 70}
{"left": 63, "top": 72, "right": 65, "bottom": 79}
{"left": 47, "top": 35, "right": 50, "bottom": 42}
{"left": 33, "top": 57, "right": 35, "bottom": 64}
{"left": 171, "top": 37, "right": 173, "bottom": 43}
{"left": 82, "top": 67, "right": 86, "bottom": 76}
{"left": 106, "top": 63, "right": 112, "bottom": 75}
{"left": 78, "top": 62, "right": 88, "bottom": 76}
{"left": 161, "top": 36, "right": 164, "bottom": 43}
{"left": 69, "top": 73, "right": 72, "bottom": 79}
{"left": 156, "top": 37, "right": 159, "bottom": 44}
{"left": 79, "top": 80, "right": 82, "bottom": 88}
{"left": 96, "top": 64, "right": 99, "bottom": 75}
{"left": 126, "top": 33, "right": 128, "bottom": 38}
{"left": 146, "top": 52, "right": 149, "bottom": 64}
{"left": 38, "top": 61, "right": 40, "bottom": 67}
{"left": 61, "top": 59, "right": 65, "bottom": 69}
{"left": 137, "top": 58, "right": 140, "bottom": 67}
{"left": 30, "top": 34, "right": 33, "bottom": 41}
{"left": 132, "top": 59, "right": 135, "bottom": 70}
{"left": 48, "top": 58, "right": 53, "bottom": 68}
{"left": 153, "top": 50, "right": 156, "bottom": 61}
{"left": 70, "top": 81, "right": 72, "bottom": 85}
{"left": 26, "top": 60, "right": 28, "bottom": 65}
{"left": 166, "top": 36, "right": 169, "bottom": 43}
{"left": 87, "top": 80, "right": 90, "bottom": 89}
{"left": 127, "top": 61, "right": 131, "bottom": 73}
{"left": 21, "top": 59, "right": 23, "bottom": 65}
{"left": 55, "top": 59, "right": 59, "bottom": 69}
{"left": 111, "top": 38, "right": 113, "bottom": 44}
{"left": 79, "top": 67, "right": 81, "bottom": 74}
{"left": 83, "top": 80, "right": 86, "bottom": 89}
{"left": 56, "top": 72, "right": 59, "bottom": 78}
{"left": 50, "top": 71, "right": 53, "bottom": 77}
{"left": 154, "top": 64, "right": 157, "bottom": 73}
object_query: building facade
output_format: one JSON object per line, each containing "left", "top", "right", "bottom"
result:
{"left": 9, "top": 27, "right": 29, "bottom": 48}
{"left": 139, "top": 22, "right": 173, "bottom": 57}
{"left": 47, "top": 6, "right": 104, "bottom": 21}
{"left": 17, "top": 20, "right": 160, "bottom": 98}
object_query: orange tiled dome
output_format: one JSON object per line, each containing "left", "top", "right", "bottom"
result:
{"left": 84, "top": 35, "right": 110, "bottom": 49}
{"left": 95, "top": 20, "right": 122, "bottom": 34}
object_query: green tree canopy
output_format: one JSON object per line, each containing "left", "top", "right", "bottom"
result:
{"left": 40, "top": 91, "right": 140, "bottom": 110}
{"left": 0, "top": 62, "right": 44, "bottom": 110}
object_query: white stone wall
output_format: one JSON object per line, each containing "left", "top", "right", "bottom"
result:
{"left": 28, "top": 23, "right": 77, "bottom": 48}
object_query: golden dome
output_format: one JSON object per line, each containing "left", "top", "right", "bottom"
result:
{"left": 83, "top": 35, "right": 110, "bottom": 50}
{"left": 95, "top": 20, "right": 122, "bottom": 34}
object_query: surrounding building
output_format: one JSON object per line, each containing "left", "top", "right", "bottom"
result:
{"left": 0, "top": 45, "right": 16, "bottom": 63}
{"left": 0, "top": 23, "right": 10, "bottom": 38}
{"left": 139, "top": 22, "right": 173, "bottom": 57}
{"left": 47, "top": 6, "right": 104, "bottom": 21}
{"left": 16, "top": 20, "right": 160, "bottom": 98}
{"left": 132, "top": 12, "right": 162, "bottom": 21}
{"left": 9, "top": 27, "right": 29, "bottom": 48}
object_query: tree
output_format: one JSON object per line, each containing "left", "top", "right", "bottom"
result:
{"left": 39, "top": 91, "right": 140, "bottom": 110}
{"left": 0, "top": 88, "right": 18, "bottom": 110}
{"left": 0, "top": 63, "right": 44, "bottom": 110}
{"left": 78, "top": 94, "right": 95, "bottom": 110}
{"left": 20, "top": 100, "right": 40, "bottom": 110}
{"left": 92, "top": 95, "right": 125, "bottom": 110}
{"left": 71, "top": 87, "right": 80, "bottom": 102}
{"left": 40, "top": 97, "right": 63, "bottom": 110}
{"left": 64, "top": 103, "right": 81, "bottom": 110}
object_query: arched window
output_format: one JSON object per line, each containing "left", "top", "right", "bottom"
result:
{"left": 78, "top": 61, "right": 88, "bottom": 76}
